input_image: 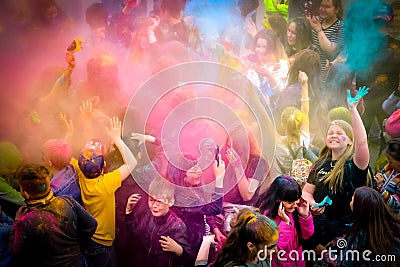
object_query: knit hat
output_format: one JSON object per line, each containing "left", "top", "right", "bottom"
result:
{"left": 328, "top": 107, "right": 352, "bottom": 125}
{"left": 386, "top": 109, "right": 400, "bottom": 138}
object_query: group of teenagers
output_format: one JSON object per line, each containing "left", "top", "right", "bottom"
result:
{"left": 1, "top": 0, "right": 400, "bottom": 266}
{"left": 1, "top": 85, "right": 400, "bottom": 267}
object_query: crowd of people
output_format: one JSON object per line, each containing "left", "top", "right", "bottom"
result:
{"left": 1, "top": 0, "right": 400, "bottom": 266}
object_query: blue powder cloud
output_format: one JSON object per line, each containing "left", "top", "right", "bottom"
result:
{"left": 344, "top": 0, "right": 388, "bottom": 75}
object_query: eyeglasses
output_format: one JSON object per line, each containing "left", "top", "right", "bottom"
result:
{"left": 148, "top": 196, "right": 168, "bottom": 205}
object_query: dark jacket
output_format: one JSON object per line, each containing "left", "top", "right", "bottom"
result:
{"left": 173, "top": 188, "right": 223, "bottom": 255}
{"left": 126, "top": 206, "right": 193, "bottom": 267}
{"left": 9, "top": 194, "right": 97, "bottom": 267}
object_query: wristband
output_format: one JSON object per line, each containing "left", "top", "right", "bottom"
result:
{"left": 300, "top": 98, "right": 310, "bottom": 102}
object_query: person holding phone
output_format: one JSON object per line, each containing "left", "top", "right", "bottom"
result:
{"left": 257, "top": 175, "right": 314, "bottom": 267}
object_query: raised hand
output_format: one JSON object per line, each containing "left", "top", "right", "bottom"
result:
{"left": 80, "top": 100, "right": 94, "bottom": 118}
{"left": 246, "top": 17, "right": 257, "bottom": 38}
{"left": 297, "top": 196, "right": 310, "bottom": 218}
{"left": 126, "top": 193, "right": 141, "bottom": 214}
{"left": 298, "top": 70, "right": 308, "bottom": 85}
{"left": 105, "top": 117, "right": 122, "bottom": 143}
{"left": 347, "top": 86, "right": 369, "bottom": 109}
{"left": 58, "top": 112, "right": 74, "bottom": 140}
{"left": 278, "top": 202, "right": 290, "bottom": 225}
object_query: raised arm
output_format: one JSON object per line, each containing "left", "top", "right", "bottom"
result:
{"left": 227, "top": 148, "right": 260, "bottom": 202}
{"left": 307, "top": 15, "right": 340, "bottom": 56}
{"left": 105, "top": 117, "right": 137, "bottom": 181}
{"left": 299, "top": 71, "right": 310, "bottom": 135}
{"left": 347, "top": 87, "right": 369, "bottom": 170}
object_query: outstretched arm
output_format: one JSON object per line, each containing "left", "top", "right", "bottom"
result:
{"left": 106, "top": 117, "right": 137, "bottom": 181}
{"left": 299, "top": 71, "right": 310, "bottom": 135}
{"left": 347, "top": 87, "right": 369, "bottom": 170}
{"left": 227, "top": 148, "right": 260, "bottom": 202}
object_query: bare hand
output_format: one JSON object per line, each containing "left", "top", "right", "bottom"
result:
{"left": 203, "top": 234, "right": 217, "bottom": 245}
{"left": 80, "top": 100, "right": 94, "bottom": 118}
{"left": 297, "top": 196, "right": 310, "bottom": 218}
{"left": 246, "top": 17, "right": 257, "bottom": 38}
{"left": 226, "top": 148, "right": 243, "bottom": 170}
{"left": 214, "top": 228, "right": 227, "bottom": 246}
{"left": 160, "top": 236, "right": 183, "bottom": 256}
{"left": 58, "top": 112, "right": 74, "bottom": 134}
{"left": 126, "top": 194, "right": 141, "bottom": 214}
{"left": 374, "top": 172, "right": 384, "bottom": 187}
{"left": 105, "top": 117, "right": 122, "bottom": 143}
{"left": 278, "top": 202, "right": 290, "bottom": 225}
{"left": 310, "top": 204, "right": 325, "bottom": 215}
{"left": 298, "top": 71, "right": 308, "bottom": 85}
{"left": 306, "top": 14, "right": 322, "bottom": 32}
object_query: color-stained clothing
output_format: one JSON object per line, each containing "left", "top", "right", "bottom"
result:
{"left": 0, "top": 210, "right": 14, "bottom": 267}
{"left": 71, "top": 158, "right": 122, "bottom": 247}
{"left": 50, "top": 164, "right": 81, "bottom": 204}
{"left": 273, "top": 212, "right": 314, "bottom": 267}
{"left": 173, "top": 187, "right": 223, "bottom": 259}
{"left": 376, "top": 164, "right": 400, "bottom": 215}
{"left": 9, "top": 194, "right": 97, "bottom": 267}
{"left": 306, "top": 158, "right": 369, "bottom": 246}
{"left": 125, "top": 208, "right": 192, "bottom": 267}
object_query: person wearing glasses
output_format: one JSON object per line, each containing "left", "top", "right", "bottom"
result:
{"left": 125, "top": 177, "right": 193, "bottom": 267}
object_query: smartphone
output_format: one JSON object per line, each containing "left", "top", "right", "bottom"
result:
{"left": 215, "top": 146, "right": 220, "bottom": 167}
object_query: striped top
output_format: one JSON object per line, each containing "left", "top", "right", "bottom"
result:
{"left": 312, "top": 19, "right": 344, "bottom": 88}
{"left": 377, "top": 164, "right": 400, "bottom": 215}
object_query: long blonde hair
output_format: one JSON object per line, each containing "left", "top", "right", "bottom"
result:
{"left": 318, "top": 120, "right": 354, "bottom": 193}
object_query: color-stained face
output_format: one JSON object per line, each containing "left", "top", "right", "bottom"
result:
{"left": 287, "top": 22, "right": 297, "bottom": 46}
{"left": 386, "top": 154, "right": 400, "bottom": 172}
{"left": 319, "top": 0, "right": 339, "bottom": 21}
{"left": 325, "top": 124, "right": 351, "bottom": 151}
{"left": 255, "top": 38, "right": 268, "bottom": 60}
{"left": 185, "top": 164, "right": 203, "bottom": 186}
{"left": 148, "top": 195, "right": 170, "bottom": 217}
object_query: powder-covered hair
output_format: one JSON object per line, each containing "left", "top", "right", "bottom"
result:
{"left": 42, "top": 139, "right": 72, "bottom": 170}
{"left": 213, "top": 210, "right": 278, "bottom": 267}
